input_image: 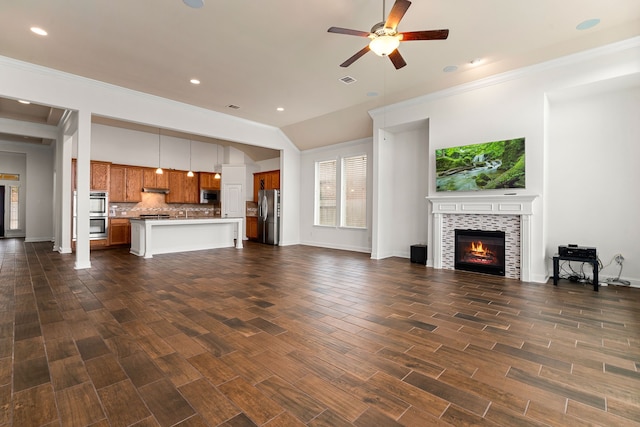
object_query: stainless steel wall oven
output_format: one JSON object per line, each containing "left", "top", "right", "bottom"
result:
{"left": 73, "top": 191, "right": 109, "bottom": 240}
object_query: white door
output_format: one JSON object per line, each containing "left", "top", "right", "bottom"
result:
{"left": 223, "top": 183, "right": 243, "bottom": 218}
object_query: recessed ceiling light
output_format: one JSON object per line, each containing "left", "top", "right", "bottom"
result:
{"left": 183, "top": 0, "right": 204, "bottom": 8}
{"left": 18, "top": 100, "right": 31, "bottom": 104}
{"left": 470, "top": 58, "right": 483, "bottom": 66}
{"left": 443, "top": 65, "right": 458, "bottom": 73}
{"left": 576, "top": 18, "right": 600, "bottom": 31}
{"left": 30, "top": 26, "right": 48, "bottom": 36}
{"left": 276, "top": 107, "right": 284, "bottom": 112}
{"left": 190, "top": 78, "right": 201, "bottom": 85}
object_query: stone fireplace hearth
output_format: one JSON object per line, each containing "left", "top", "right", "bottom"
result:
{"left": 427, "top": 195, "right": 537, "bottom": 281}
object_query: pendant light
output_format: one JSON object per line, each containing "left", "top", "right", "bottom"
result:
{"left": 155, "top": 129, "right": 163, "bottom": 175}
{"left": 187, "top": 140, "right": 194, "bottom": 177}
{"left": 214, "top": 144, "right": 221, "bottom": 179}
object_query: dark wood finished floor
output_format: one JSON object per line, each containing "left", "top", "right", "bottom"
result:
{"left": 1, "top": 239, "right": 639, "bottom": 426}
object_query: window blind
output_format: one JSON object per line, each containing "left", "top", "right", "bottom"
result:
{"left": 342, "top": 155, "right": 366, "bottom": 228}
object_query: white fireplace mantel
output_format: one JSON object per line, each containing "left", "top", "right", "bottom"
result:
{"left": 426, "top": 194, "right": 539, "bottom": 281}
{"left": 426, "top": 194, "right": 537, "bottom": 215}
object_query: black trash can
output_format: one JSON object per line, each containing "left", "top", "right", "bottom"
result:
{"left": 410, "top": 244, "right": 427, "bottom": 265}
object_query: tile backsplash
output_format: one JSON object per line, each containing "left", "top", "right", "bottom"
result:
{"left": 110, "top": 193, "right": 220, "bottom": 218}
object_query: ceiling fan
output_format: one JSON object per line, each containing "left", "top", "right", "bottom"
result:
{"left": 328, "top": 0, "right": 449, "bottom": 69}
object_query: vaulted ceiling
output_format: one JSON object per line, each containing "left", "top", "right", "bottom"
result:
{"left": 1, "top": 0, "right": 639, "bottom": 152}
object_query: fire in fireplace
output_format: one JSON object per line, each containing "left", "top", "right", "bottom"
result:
{"left": 455, "top": 229, "right": 506, "bottom": 276}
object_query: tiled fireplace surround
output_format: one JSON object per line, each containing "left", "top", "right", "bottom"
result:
{"left": 427, "top": 195, "right": 537, "bottom": 281}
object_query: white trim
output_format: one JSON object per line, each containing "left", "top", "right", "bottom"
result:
{"left": 427, "top": 195, "right": 537, "bottom": 215}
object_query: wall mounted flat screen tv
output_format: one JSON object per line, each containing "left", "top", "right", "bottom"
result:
{"left": 435, "top": 137, "right": 525, "bottom": 192}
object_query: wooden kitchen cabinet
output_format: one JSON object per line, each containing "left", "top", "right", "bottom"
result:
{"left": 109, "top": 165, "right": 126, "bottom": 202}
{"left": 270, "top": 170, "right": 280, "bottom": 190}
{"left": 110, "top": 165, "right": 143, "bottom": 202}
{"left": 185, "top": 172, "right": 199, "bottom": 203}
{"left": 72, "top": 160, "right": 111, "bottom": 191}
{"left": 143, "top": 167, "right": 169, "bottom": 188}
{"left": 199, "top": 172, "right": 221, "bottom": 190}
{"left": 125, "top": 167, "right": 143, "bottom": 202}
{"left": 246, "top": 217, "right": 258, "bottom": 240}
{"left": 167, "top": 170, "right": 198, "bottom": 203}
{"left": 109, "top": 218, "right": 131, "bottom": 246}
{"left": 91, "top": 161, "right": 110, "bottom": 191}
{"left": 166, "top": 170, "right": 185, "bottom": 203}
{"left": 253, "top": 170, "right": 280, "bottom": 202}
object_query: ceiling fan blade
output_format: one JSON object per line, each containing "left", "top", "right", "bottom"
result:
{"left": 385, "top": 0, "right": 412, "bottom": 31}
{"left": 340, "top": 45, "right": 371, "bottom": 67}
{"left": 328, "top": 27, "right": 371, "bottom": 37}
{"left": 399, "top": 29, "right": 449, "bottom": 41}
{"left": 388, "top": 49, "right": 407, "bottom": 69}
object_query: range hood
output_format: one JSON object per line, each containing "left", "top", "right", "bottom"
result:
{"left": 142, "top": 187, "right": 170, "bottom": 194}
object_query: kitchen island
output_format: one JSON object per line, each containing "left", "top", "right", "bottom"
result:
{"left": 130, "top": 217, "right": 243, "bottom": 258}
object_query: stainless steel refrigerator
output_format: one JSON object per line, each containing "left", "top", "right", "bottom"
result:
{"left": 258, "top": 189, "right": 280, "bottom": 245}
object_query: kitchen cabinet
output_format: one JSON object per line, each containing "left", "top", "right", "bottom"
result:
{"left": 109, "top": 218, "right": 131, "bottom": 246}
{"left": 71, "top": 239, "right": 108, "bottom": 251}
{"left": 200, "top": 172, "right": 221, "bottom": 190}
{"left": 270, "top": 170, "right": 280, "bottom": 190}
{"left": 109, "top": 165, "right": 126, "bottom": 202}
{"left": 91, "top": 161, "right": 110, "bottom": 191}
{"left": 143, "top": 167, "right": 169, "bottom": 188}
{"left": 72, "top": 160, "right": 111, "bottom": 191}
{"left": 253, "top": 170, "right": 280, "bottom": 202}
{"left": 125, "top": 167, "right": 143, "bottom": 202}
{"left": 246, "top": 217, "right": 258, "bottom": 240}
{"left": 166, "top": 170, "right": 199, "bottom": 203}
{"left": 185, "top": 172, "right": 199, "bottom": 203}
{"left": 110, "top": 165, "right": 143, "bottom": 202}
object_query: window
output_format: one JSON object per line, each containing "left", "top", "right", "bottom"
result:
{"left": 314, "top": 154, "right": 367, "bottom": 228}
{"left": 342, "top": 155, "right": 367, "bottom": 228}
{"left": 10, "top": 186, "right": 19, "bottom": 230}
{"left": 316, "top": 160, "right": 337, "bottom": 226}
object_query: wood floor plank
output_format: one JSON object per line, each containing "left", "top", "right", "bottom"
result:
{"left": 217, "top": 376, "right": 285, "bottom": 425}
{"left": 139, "top": 378, "right": 196, "bottom": 427}
{"left": 3, "top": 240, "right": 640, "bottom": 426}
{"left": 12, "top": 383, "right": 58, "bottom": 426}
{"left": 294, "top": 373, "right": 369, "bottom": 422}
{"left": 403, "top": 371, "right": 491, "bottom": 416}
{"left": 256, "top": 375, "right": 327, "bottom": 423}
{"left": 178, "top": 378, "right": 241, "bottom": 426}
{"left": 55, "top": 382, "right": 106, "bottom": 427}
{"left": 97, "top": 380, "right": 152, "bottom": 427}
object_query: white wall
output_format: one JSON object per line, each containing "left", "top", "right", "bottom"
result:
{"left": 0, "top": 141, "right": 54, "bottom": 241}
{"left": 367, "top": 38, "right": 640, "bottom": 283}
{"left": 387, "top": 126, "right": 430, "bottom": 257}
{"left": 547, "top": 79, "right": 640, "bottom": 286}
{"left": 300, "top": 138, "right": 373, "bottom": 252}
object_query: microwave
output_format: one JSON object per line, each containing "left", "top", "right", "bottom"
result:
{"left": 200, "top": 189, "right": 220, "bottom": 204}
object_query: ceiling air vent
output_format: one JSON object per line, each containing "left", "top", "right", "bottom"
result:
{"left": 226, "top": 104, "right": 240, "bottom": 109}
{"left": 339, "top": 76, "right": 357, "bottom": 85}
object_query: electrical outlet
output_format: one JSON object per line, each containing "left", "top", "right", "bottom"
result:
{"left": 615, "top": 254, "right": 624, "bottom": 264}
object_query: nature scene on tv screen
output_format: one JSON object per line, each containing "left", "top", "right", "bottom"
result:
{"left": 436, "top": 138, "right": 525, "bottom": 192}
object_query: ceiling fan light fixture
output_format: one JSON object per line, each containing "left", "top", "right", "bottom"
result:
{"left": 369, "top": 35, "right": 400, "bottom": 56}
